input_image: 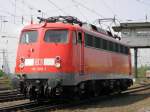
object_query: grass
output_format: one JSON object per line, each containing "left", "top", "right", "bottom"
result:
{"left": 0, "top": 76, "right": 13, "bottom": 90}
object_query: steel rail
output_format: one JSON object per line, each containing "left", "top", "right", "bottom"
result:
{"left": 128, "top": 83, "right": 150, "bottom": 91}
{"left": 0, "top": 101, "right": 38, "bottom": 112}
{"left": 0, "top": 83, "right": 150, "bottom": 112}
{"left": 0, "top": 90, "right": 25, "bottom": 103}
{"left": 0, "top": 94, "right": 25, "bottom": 103}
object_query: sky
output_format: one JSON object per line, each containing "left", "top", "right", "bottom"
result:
{"left": 0, "top": 0, "right": 150, "bottom": 73}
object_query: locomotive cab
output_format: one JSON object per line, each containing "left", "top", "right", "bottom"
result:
{"left": 15, "top": 21, "right": 84, "bottom": 99}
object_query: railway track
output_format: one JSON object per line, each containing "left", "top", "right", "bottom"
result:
{"left": 0, "top": 90, "right": 25, "bottom": 102}
{"left": 124, "top": 83, "right": 150, "bottom": 94}
{"left": 0, "top": 101, "right": 38, "bottom": 112}
{"left": 0, "top": 83, "right": 150, "bottom": 112}
{"left": 128, "top": 83, "right": 150, "bottom": 91}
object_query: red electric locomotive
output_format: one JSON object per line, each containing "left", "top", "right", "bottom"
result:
{"left": 15, "top": 16, "right": 133, "bottom": 100}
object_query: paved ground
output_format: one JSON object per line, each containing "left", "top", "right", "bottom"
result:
{"left": 51, "top": 82, "right": 150, "bottom": 112}
{"left": 0, "top": 100, "right": 30, "bottom": 108}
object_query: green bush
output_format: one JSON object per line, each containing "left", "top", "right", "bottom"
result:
{"left": 0, "top": 70, "right": 5, "bottom": 77}
{"left": 137, "top": 65, "right": 150, "bottom": 78}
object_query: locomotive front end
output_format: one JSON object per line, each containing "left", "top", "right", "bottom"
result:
{"left": 15, "top": 23, "right": 74, "bottom": 100}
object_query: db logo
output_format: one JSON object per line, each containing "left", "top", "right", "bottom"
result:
{"left": 34, "top": 59, "right": 43, "bottom": 65}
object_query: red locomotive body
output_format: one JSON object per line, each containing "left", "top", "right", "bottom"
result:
{"left": 15, "top": 16, "right": 133, "bottom": 99}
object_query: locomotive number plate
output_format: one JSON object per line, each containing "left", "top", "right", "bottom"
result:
{"left": 24, "top": 58, "right": 55, "bottom": 66}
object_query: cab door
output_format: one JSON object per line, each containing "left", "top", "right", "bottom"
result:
{"left": 77, "top": 31, "right": 84, "bottom": 75}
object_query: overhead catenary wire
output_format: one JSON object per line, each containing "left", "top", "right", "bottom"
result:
{"left": 12, "top": 0, "right": 49, "bottom": 21}
{"left": 17, "top": 0, "right": 42, "bottom": 12}
{"left": 8, "top": 0, "right": 33, "bottom": 23}
{"left": 136, "top": 0, "right": 150, "bottom": 6}
{"left": 0, "top": 7, "right": 34, "bottom": 25}
{"left": 71, "top": 0, "right": 90, "bottom": 23}
{"left": 0, "top": 0, "right": 52, "bottom": 25}
{"left": 47, "top": 0, "right": 69, "bottom": 15}
{"left": 98, "top": 0, "right": 122, "bottom": 25}
{"left": 71, "top": 0, "right": 120, "bottom": 29}
{"left": 71, "top": 0, "right": 104, "bottom": 18}
{"left": 100, "top": 0, "right": 116, "bottom": 16}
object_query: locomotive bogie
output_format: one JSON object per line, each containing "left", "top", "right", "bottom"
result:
{"left": 18, "top": 73, "right": 133, "bottom": 100}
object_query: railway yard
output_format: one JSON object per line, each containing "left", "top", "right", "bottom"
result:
{"left": 0, "top": 0, "right": 150, "bottom": 112}
{"left": 0, "top": 79, "right": 149, "bottom": 112}
{"left": 0, "top": 14, "right": 148, "bottom": 112}
{"left": 0, "top": 14, "right": 149, "bottom": 112}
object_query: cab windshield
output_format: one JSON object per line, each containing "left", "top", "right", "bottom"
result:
{"left": 20, "top": 30, "right": 38, "bottom": 44}
{"left": 44, "top": 30, "right": 68, "bottom": 43}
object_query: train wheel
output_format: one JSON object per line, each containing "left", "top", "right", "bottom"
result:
{"left": 19, "top": 81, "right": 24, "bottom": 93}
{"left": 69, "top": 85, "right": 85, "bottom": 101}
{"left": 115, "top": 80, "right": 122, "bottom": 94}
{"left": 120, "top": 80, "right": 128, "bottom": 91}
{"left": 29, "top": 86, "right": 37, "bottom": 100}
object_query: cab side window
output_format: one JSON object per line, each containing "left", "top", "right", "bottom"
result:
{"left": 77, "top": 32, "right": 82, "bottom": 43}
{"left": 72, "top": 31, "right": 77, "bottom": 44}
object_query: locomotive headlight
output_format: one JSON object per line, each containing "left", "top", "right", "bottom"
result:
{"left": 55, "top": 62, "right": 61, "bottom": 68}
{"left": 19, "top": 58, "right": 25, "bottom": 68}
{"left": 55, "top": 56, "right": 61, "bottom": 68}
{"left": 19, "top": 63, "right": 24, "bottom": 68}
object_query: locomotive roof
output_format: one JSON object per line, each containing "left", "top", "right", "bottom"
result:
{"left": 23, "top": 22, "right": 129, "bottom": 47}
{"left": 23, "top": 22, "right": 80, "bottom": 30}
